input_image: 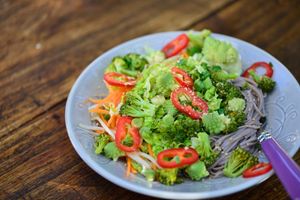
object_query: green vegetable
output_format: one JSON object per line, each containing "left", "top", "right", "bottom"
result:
{"left": 132, "top": 118, "right": 144, "bottom": 128}
{"left": 144, "top": 47, "right": 165, "bottom": 65}
{"left": 185, "top": 160, "right": 209, "bottom": 180}
{"left": 131, "top": 160, "right": 155, "bottom": 181}
{"left": 224, "top": 111, "right": 246, "bottom": 133}
{"left": 249, "top": 70, "right": 275, "bottom": 93}
{"left": 187, "top": 29, "right": 211, "bottom": 50}
{"left": 203, "top": 77, "right": 213, "bottom": 89}
{"left": 202, "top": 112, "right": 230, "bottom": 134}
{"left": 105, "top": 53, "right": 148, "bottom": 77}
{"left": 210, "top": 66, "right": 238, "bottom": 81}
{"left": 202, "top": 36, "right": 242, "bottom": 75}
{"left": 227, "top": 98, "right": 246, "bottom": 112}
{"left": 208, "top": 96, "right": 222, "bottom": 111}
{"left": 215, "top": 81, "right": 243, "bottom": 101}
{"left": 191, "top": 132, "right": 219, "bottom": 166}
{"left": 156, "top": 168, "right": 179, "bottom": 185}
{"left": 151, "top": 95, "right": 165, "bottom": 105}
{"left": 204, "top": 86, "right": 216, "bottom": 101}
{"left": 152, "top": 71, "right": 176, "bottom": 97}
{"left": 141, "top": 168, "right": 156, "bottom": 181}
{"left": 123, "top": 53, "right": 148, "bottom": 71}
{"left": 223, "top": 147, "right": 259, "bottom": 177}
{"left": 120, "top": 91, "right": 156, "bottom": 118}
{"left": 131, "top": 161, "right": 142, "bottom": 172}
{"left": 94, "top": 134, "right": 110, "bottom": 154}
{"left": 104, "top": 142, "right": 125, "bottom": 161}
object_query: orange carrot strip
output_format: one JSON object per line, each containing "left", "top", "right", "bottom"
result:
{"left": 108, "top": 114, "right": 120, "bottom": 129}
{"left": 131, "top": 166, "right": 137, "bottom": 174}
{"left": 126, "top": 157, "right": 131, "bottom": 176}
{"left": 89, "top": 84, "right": 133, "bottom": 106}
{"left": 107, "top": 115, "right": 115, "bottom": 128}
{"left": 147, "top": 144, "right": 157, "bottom": 170}
{"left": 95, "top": 130, "right": 105, "bottom": 134}
{"left": 148, "top": 144, "right": 155, "bottom": 157}
{"left": 89, "top": 107, "right": 110, "bottom": 114}
{"left": 181, "top": 51, "right": 189, "bottom": 58}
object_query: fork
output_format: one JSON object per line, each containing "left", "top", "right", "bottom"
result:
{"left": 257, "top": 129, "right": 300, "bottom": 199}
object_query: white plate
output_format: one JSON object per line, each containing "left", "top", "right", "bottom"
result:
{"left": 65, "top": 32, "right": 300, "bottom": 199}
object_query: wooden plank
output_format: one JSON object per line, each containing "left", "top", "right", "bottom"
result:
{"left": 192, "top": 0, "right": 300, "bottom": 80}
{"left": 0, "top": 104, "right": 83, "bottom": 199}
{"left": 0, "top": 0, "right": 233, "bottom": 137}
{"left": 1, "top": 0, "right": 300, "bottom": 199}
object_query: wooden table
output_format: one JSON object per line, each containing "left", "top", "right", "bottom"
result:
{"left": 1, "top": 0, "right": 299, "bottom": 199}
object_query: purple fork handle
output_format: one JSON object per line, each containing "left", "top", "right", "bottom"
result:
{"left": 259, "top": 132, "right": 300, "bottom": 199}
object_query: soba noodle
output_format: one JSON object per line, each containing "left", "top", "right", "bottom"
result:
{"left": 209, "top": 77, "right": 265, "bottom": 177}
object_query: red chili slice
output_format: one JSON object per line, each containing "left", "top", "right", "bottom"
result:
{"left": 242, "top": 62, "right": 273, "bottom": 78}
{"left": 104, "top": 72, "right": 136, "bottom": 87}
{"left": 162, "top": 34, "right": 189, "bottom": 58}
{"left": 115, "top": 116, "right": 141, "bottom": 152}
{"left": 157, "top": 148, "right": 199, "bottom": 168}
{"left": 171, "top": 87, "right": 208, "bottom": 119}
{"left": 243, "top": 163, "right": 272, "bottom": 178}
{"left": 171, "top": 67, "right": 194, "bottom": 88}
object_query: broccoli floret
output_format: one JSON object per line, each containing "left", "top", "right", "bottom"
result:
{"left": 132, "top": 118, "right": 143, "bottom": 128}
{"left": 210, "top": 66, "right": 238, "bottom": 81}
{"left": 227, "top": 98, "right": 246, "bottom": 112}
{"left": 204, "top": 86, "right": 216, "bottom": 101}
{"left": 157, "top": 114, "right": 174, "bottom": 133}
{"left": 208, "top": 96, "right": 222, "bottom": 111}
{"left": 151, "top": 95, "right": 165, "bottom": 105}
{"left": 202, "top": 112, "right": 230, "bottom": 134}
{"left": 120, "top": 91, "right": 156, "bottom": 118}
{"left": 186, "top": 46, "right": 202, "bottom": 56}
{"left": 156, "top": 168, "right": 179, "bottom": 185}
{"left": 202, "top": 36, "right": 242, "bottom": 75}
{"left": 94, "top": 134, "right": 110, "bottom": 154}
{"left": 191, "top": 132, "right": 219, "bottom": 166}
{"left": 203, "top": 77, "right": 213, "bottom": 89}
{"left": 152, "top": 71, "right": 176, "bottom": 97}
{"left": 105, "top": 53, "right": 148, "bottom": 77}
{"left": 185, "top": 160, "right": 209, "bottom": 180}
{"left": 187, "top": 29, "right": 211, "bottom": 50}
{"left": 162, "top": 100, "right": 178, "bottom": 116}
{"left": 215, "top": 81, "right": 243, "bottom": 101}
{"left": 249, "top": 70, "right": 275, "bottom": 93}
{"left": 173, "top": 114, "right": 202, "bottom": 139}
{"left": 123, "top": 53, "right": 148, "bottom": 71}
{"left": 104, "top": 142, "right": 125, "bottom": 161}
{"left": 141, "top": 168, "right": 156, "bottom": 181}
{"left": 223, "top": 147, "right": 259, "bottom": 177}
{"left": 131, "top": 160, "right": 156, "bottom": 181}
{"left": 144, "top": 47, "right": 165, "bottom": 65}
{"left": 224, "top": 111, "right": 246, "bottom": 133}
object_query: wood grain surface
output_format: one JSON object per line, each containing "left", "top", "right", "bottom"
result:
{"left": 0, "top": 0, "right": 299, "bottom": 199}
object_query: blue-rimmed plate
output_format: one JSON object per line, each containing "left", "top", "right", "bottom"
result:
{"left": 65, "top": 32, "right": 300, "bottom": 199}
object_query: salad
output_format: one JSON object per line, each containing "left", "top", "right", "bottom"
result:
{"left": 81, "top": 29, "right": 276, "bottom": 185}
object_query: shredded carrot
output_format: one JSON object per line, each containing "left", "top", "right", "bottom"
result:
{"left": 147, "top": 144, "right": 154, "bottom": 157}
{"left": 126, "top": 157, "right": 132, "bottom": 176}
{"left": 95, "top": 130, "right": 105, "bottom": 134}
{"left": 107, "top": 114, "right": 120, "bottom": 129}
{"left": 89, "top": 84, "right": 132, "bottom": 107}
{"left": 89, "top": 107, "right": 110, "bottom": 114}
{"left": 147, "top": 144, "right": 157, "bottom": 170}
{"left": 181, "top": 51, "right": 189, "bottom": 58}
{"left": 131, "top": 166, "right": 137, "bottom": 174}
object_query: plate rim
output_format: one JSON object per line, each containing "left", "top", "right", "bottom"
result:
{"left": 65, "top": 31, "right": 300, "bottom": 199}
